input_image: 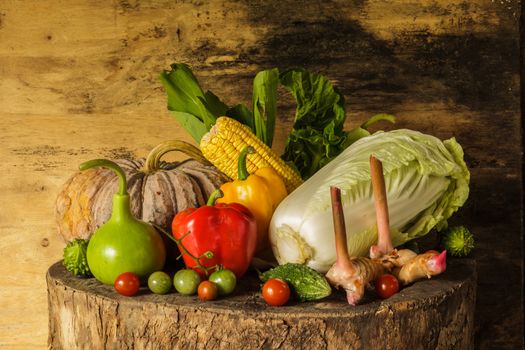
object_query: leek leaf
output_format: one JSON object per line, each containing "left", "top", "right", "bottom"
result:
{"left": 160, "top": 63, "right": 226, "bottom": 142}
{"left": 226, "top": 104, "right": 255, "bottom": 132}
{"left": 252, "top": 68, "right": 279, "bottom": 147}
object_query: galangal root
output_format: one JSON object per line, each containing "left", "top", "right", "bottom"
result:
{"left": 326, "top": 156, "right": 448, "bottom": 305}
{"left": 368, "top": 155, "right": 447, "bottom": 285}
{"left": 325, "top": 185, "right": 390, "bottom": 305}
{"left": 393, "top": 250, "right": 447, "bottom": 285}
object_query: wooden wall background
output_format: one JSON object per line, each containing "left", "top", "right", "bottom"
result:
{"left": 0, "top": 0, "right": 521, "bottom": 348}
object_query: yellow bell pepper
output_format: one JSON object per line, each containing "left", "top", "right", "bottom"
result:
{"left": 217, "top": 146, "right": 287, "bottom": 252}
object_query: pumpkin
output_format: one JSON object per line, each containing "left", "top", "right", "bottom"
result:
{"left": 55, "top": 140, "right": 229, "bottom": 242}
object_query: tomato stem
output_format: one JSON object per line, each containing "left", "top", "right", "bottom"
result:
{"left": 152, "top": 223, "right": 219, "bottom": 276}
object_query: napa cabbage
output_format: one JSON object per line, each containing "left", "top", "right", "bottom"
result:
{"left": 269, "top": 129, "right": 470, "bottom": 272}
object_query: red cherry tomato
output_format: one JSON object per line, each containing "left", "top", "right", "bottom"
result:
{"left": 375, "top": 274, "right": 399, "bottom": 299}
{"left": 262, "top": 278, "right": 290, "bottom": 306}
{"left": 198, "top": 280, "right": 218, "bottom": 301}
{"left": 114, "top": 272, "right": 140, "bottom": 297}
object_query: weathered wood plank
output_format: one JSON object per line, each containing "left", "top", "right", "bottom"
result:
{"left": 0, "top": 0, "right": 521, "bottom": 348}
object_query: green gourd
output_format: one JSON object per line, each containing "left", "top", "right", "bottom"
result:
{"left": 259, "top": 263, "right": 332, "bottom": 301}
{"left": 82, "top": 159, "right": 166, "bottom": 285}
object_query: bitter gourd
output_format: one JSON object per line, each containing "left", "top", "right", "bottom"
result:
{"left": 259, "top": 263, "right": 332, "bottom": 301}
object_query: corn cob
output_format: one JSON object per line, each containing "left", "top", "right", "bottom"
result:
{"left": 199, "top": 117, "right": 303, "bottom": 192}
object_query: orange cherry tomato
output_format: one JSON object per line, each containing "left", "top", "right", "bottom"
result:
{"left": 262, "top": 278, "right": 290, "bottom": 306}
{"left": 198, "top": 280, "right": 218, "bottom": 301}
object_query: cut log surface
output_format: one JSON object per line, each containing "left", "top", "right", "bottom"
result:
{"left": 47, "top": 259, "right": 476, "bottom": 350}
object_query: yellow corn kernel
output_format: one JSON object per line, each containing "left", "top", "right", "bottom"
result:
{"left": 200, "top": 117, "right": 303, "bottom": 192}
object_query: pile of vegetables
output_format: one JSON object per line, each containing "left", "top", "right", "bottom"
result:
{"left": 58, "top": 63, "right": 474, "bottom": 306}
{"left": 269, "top": 129, "right": 470, "bottom": 272}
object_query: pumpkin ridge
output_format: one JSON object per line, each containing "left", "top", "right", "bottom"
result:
{"left": 126, "top": 169, "right": 146, "bottom": 220}
{"left": 182, "top": 166, "right": 221, "bottom": 200}
{"left": 159, "top": 170, "right": 179, "bottom": 224}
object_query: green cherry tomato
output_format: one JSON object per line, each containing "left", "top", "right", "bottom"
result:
{"left": 148, "top": 271, "right": 172, "bottom": 295}
{"left": 173, "top": 269, "right": 201, "bottom": 295}
{"left": 209, "top": 269, "right": 237, "bottom": 296}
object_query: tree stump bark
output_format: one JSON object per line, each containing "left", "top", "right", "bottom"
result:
{"left": 47, "top": 259, "right": 476, "bottom": 350}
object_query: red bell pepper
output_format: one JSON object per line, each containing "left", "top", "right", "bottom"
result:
{"left": 171, "top": 189, "right": 257, "bottom": 278}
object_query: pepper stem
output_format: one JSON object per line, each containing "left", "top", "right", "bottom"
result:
{"left": 79, "top": 159, "right": 127, "bottom": 195}
{"left": 237, "top": 146, "right": 255, "bottom": 181}
{"left": 206, "top": 189, "right": 224, "bottom": 206}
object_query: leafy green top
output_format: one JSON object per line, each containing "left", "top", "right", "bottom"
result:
{"left": 160, "top": 64, "right": 394, "bottom": 179}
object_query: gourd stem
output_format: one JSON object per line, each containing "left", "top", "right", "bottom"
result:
{"left": 79, "top": 159, "right": 127, "bottom": 195}
{"left": 206, "top": 189, "right": 224, "bottom": 206}
{"left": 238, "top": 146, "right": 255, "bottom": 181}
{"left": 144, "top": 140, "right": 211, "bottom": 173}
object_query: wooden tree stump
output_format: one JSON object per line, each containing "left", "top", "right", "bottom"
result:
{"left": 47, "top": 259, "right": 476, "bottom": 350}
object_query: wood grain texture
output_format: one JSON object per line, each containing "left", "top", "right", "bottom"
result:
{"left": 47, "top": 259, "right": 476, "bottom": 350}
{"left": 0, "top": 0, "right": 521, "bottom": 348}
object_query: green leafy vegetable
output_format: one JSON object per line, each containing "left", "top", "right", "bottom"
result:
{"left": 166, "top": 111, "right": 208, "bottom": 143}
{"left": 63, "top": 239, "right": 91, "bottom": 277}
{"left": 441, "top": 226, "right": 474, "bottom": 257}
{"left": 226, "top": 104, "right": 254, "bottom": 131}
{"left": 202, "top": 91, "right": 229, "bottom": 117}
{"left": 160, "top": 63, "right": 279, "bottom": 147}
{"left": 160, "top": 63, "right": 220, "bottom": 141}
{"left": 269, "top": 129, "right": 470, "bottom": 272}
{"left": 280, "top": 68, "right": 348, "bottom": 179}
{"left": 279, "top": 69, "right": 395, "bottom": 179}
{"left": 160, "top": 64, "right": 395, "bottom": 178}
{"left": 252, "top": 68, "right": 279, "bottom": 147}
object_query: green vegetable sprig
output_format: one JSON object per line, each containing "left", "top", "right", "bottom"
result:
{"left": 63, "top": 239, "right": 91, "bottom": 277}
{"left": 280, "top": 68, "right": 395, "bottom": 179}
{"left": 441, "top": 226, "right": 475, "bottom": 257}
{"left": 160, "top": 63, "right": 279, "bottom": 147}
{"left": 160, "top": 64, "right": 395, "bottom": 180}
